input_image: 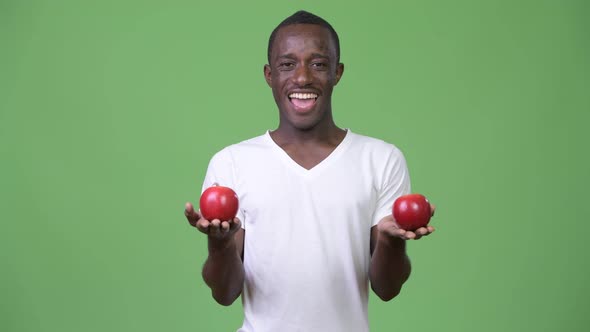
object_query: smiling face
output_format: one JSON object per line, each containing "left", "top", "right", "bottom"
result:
{"left": 264, "top": 24, "right": 344, "bottom": 132}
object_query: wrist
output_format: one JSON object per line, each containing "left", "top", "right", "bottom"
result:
{"left": 208, "top": 236, "right": 236, "bottom": 254}
{"left": 377, "top": 231, "right": 406, "bottom": 250}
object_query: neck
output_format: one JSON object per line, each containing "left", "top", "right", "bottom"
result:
{"left": 272, "top": 116, "right": 346, "bottom": 146}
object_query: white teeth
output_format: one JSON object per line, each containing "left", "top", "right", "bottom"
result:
{"left": 289, "top": 93, "right": 318, "bottom": 99}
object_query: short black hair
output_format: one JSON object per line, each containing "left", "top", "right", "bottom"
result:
{"left": 267, "top": 10, "right": 340, "bottom": 64}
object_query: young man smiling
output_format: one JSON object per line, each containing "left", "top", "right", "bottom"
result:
{"left": 185, "top": 10, "right": 435, "bottom": 332}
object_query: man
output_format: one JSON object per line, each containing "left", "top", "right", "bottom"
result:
{"left": 184, "top": 10, "right": 435, "bottom": 332}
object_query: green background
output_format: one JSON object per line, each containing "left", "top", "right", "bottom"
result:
{"left": 2, "top": 0, "right": 589, "bottom": 331}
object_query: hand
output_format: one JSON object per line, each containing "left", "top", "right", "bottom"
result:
{"left": 378, "top": 204, "right": 436, "bottom": 240}
{"left": 184, "top": 202, "right": 241, "bottom": 241}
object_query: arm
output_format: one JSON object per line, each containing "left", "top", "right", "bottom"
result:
{"left": 185, "top": 203, "right": 245, "bottom": 306}
{"left": 369, "top": 220, "right": 411, "bottom": 301}
{"left": 369, "top": 209, "right": 435, "bottom": 301}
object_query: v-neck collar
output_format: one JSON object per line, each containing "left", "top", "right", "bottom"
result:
{"left": 264, "top": 129, "right": 354, "bottom": 177}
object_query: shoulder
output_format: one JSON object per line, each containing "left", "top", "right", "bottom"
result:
{"left": 347, "top": 130, "right": 405, "bottom": 161}
{"left": 209, "top": 132, "right": 271, "bottom": 163}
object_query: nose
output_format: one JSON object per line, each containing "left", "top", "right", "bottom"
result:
{"left": 292, "top": 64, "right": 313, "bottom": 86}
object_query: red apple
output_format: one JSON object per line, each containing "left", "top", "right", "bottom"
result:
{"left": 393, "top": 194, "right": 432, "bottom": 231}
{"left": 200, "top": 185, "right": 239, "bottom": 221}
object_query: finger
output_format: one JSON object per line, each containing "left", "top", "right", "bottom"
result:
{"left": 184, "top": 202, "right": 202, "bottom": 226}
{"left": 415, "top": 227, "right": 429, "bottom": 236}
{"left": 230, "top": 217, "right": 242, "bottom": 231}
{"left": 385, "top": 227, "right": 406, "bottom": 238}
{"left": 184, "top": 202, "right": 197, "bottom": 216}
{"left": 404, "top": 231, "right": 416, "bottom": 240}
{"left": 381, "top": 214, "right": 395, "bottom": 223}
{"left": 209, "top": 219, "right": 222, "bottom": 236}
{"left": 220, "top": 221, "right": 230, "bottom": 233}
{"left": 427, "top": 225, "right": 435, "bottom": 233}
{"left": 430, "top": 204, "right": 436, "bottom": 217}
{"left": 196, "top": 219, "right": 210, "bottom": 233}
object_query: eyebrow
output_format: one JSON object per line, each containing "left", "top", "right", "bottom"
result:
{"left": 277, "top": 53, "right": 331, "bottom": 60}
{"left": 310, "top": 53, "right": 330, "bottom": 59}
{"left": 278, "top": 54, "right": 297, "bottom": 60}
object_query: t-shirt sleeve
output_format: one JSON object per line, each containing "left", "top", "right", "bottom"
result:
{"left": 201, "top": 147, "right": 246, "bottom": 227}
{"left": 371, "top": 147, "right": 411, "bottom": 227}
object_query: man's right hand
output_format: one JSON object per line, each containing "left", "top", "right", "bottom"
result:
{"left": 184, "top": 202, "right": 241, "bottom": 241}
{"left": 184, "top": 202, "right": 245, "bottom": 305}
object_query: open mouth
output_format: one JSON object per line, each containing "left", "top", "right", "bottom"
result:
{"left": 288, "top": 92, "right": 318, "bottom": 112}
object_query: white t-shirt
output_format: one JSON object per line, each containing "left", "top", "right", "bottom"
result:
{"left": 201, "top": 129, "right": 411, "bottom": 332}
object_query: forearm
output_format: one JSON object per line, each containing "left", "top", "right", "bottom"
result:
{"left": 369, "top": 235, "right": 411, "bottom": 301}
{"left": 202, "top": 238, "right": 244, "bottom": 306}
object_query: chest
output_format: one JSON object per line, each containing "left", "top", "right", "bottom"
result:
{"left": 237, "top": 156, "right": 378, "bottom": 226}
{"left": 281, "top": 144, "right": 336, "bottom": 170}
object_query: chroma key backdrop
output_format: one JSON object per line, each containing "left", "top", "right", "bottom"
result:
{"left": 1, "top": 1, "right": 589, "bottom": 331}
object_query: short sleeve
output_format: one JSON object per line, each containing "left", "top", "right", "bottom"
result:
{"left": 201, "top": 147, "right": 246, "bottom": 226}
{"left": 371, "top": 147, "right": 411, "bottom": 226}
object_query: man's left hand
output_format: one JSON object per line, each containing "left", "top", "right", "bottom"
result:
{"left": 377, "top": 204, "right": 436, "bottom": 240}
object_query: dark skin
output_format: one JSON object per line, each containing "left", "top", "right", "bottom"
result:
{"left": 185, "top": 23, "right": 435, "bottom": 305}
{"left": 264, "top": 24, "right": 346, "bottom": 169}
{"left": 184, "top": 201, "right": 243, "bottom": 306}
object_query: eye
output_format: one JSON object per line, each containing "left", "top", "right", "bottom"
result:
{"left": 311, "top": 62, "right": 328, "bottom": 69}
{"left": 278, "top": 62, "right": 295, "bottom": 70}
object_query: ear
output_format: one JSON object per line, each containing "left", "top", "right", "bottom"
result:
{"left": 334, "top": 63, "right": 344, "bottom": 86}
{"left": 263, "top": 64, "right": 272, "bottom": 87}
